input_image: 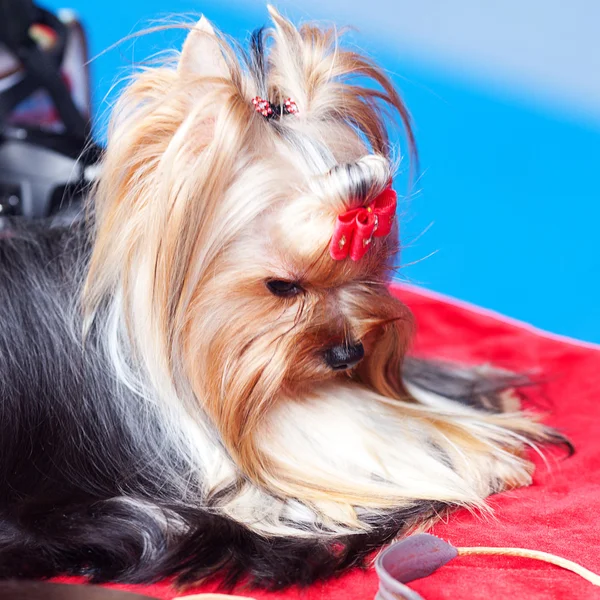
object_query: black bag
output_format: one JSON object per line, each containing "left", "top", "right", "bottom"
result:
{"left": 0, "top": 0, "right": 101, "bottom": 220}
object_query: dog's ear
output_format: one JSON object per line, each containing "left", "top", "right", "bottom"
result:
{"left": 178, "top": 16, "right": 229, "bottom": 80}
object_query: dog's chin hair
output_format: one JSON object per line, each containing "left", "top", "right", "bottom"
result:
{"left": 245, "top": 383, "right": 541, "bottom": 532}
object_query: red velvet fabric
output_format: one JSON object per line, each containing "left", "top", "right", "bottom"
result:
{"left": 63, "top": 284, "right": 600, "bottom": 599}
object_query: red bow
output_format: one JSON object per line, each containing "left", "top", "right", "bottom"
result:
{"left": 329, "top": 187, "right": 397, "bottom": 261}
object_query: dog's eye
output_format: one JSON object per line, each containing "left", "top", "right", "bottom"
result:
{"left": 266, "top": 279, "right": 303, "bottom": 298}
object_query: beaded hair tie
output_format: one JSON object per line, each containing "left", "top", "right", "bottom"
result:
{"left": 252, "top": 96, "right": 299, "bottom": 119}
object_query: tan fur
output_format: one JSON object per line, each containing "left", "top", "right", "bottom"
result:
{"left": 83, "top": 7, "right": 556, "bottom": 536}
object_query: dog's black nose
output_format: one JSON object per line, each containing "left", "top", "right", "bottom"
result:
{"left": 324, "top": 342, "right": 365, "bottom": 371}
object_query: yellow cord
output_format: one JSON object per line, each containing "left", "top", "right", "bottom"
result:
{"left": 457, "top": 547, "right": 600, "bottom": 586}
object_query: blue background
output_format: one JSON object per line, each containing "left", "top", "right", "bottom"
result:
{"left": 44, "top": 0, "right": 600, "bottom": 343}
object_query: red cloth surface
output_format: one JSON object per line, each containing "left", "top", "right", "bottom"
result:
{"left": 63, "top": 284, "right": 600, "bottom": 599}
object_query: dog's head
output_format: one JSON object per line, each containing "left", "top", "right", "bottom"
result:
{"left": 85, "top": 7, "right": 415, "bottom": 485}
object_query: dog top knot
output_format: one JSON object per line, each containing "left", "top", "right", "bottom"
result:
{"left": 252, "top": 96, "right": 299, "bottom": 119}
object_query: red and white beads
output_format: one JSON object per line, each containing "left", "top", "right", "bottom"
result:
{"left": 252, "top": 96, "right": 273, "bottom": 117}
{"left": 283, "top": 98, "right": 299, "bottom": 115}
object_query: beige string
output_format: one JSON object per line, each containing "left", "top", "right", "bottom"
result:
{"left": 457, "top": 547, "right": 600, "bottom": 586}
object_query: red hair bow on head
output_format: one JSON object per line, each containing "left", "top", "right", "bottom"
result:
{"left": 330, "top": 187, "right": 397, "bottom": 261}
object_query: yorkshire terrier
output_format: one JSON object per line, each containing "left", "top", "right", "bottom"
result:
{"left": 0, "top": 7, "right": 563, "bottom": 588}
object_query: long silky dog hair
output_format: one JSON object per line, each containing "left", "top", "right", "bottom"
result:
{"left": 0, "top": 7, "right": 563, "bottom": 588}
